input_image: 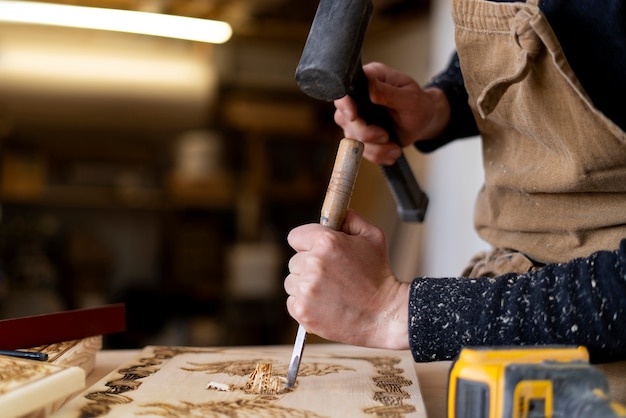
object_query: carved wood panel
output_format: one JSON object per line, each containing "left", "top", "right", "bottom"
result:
{"left": 53, "top": 344, "right": 426, "bottom": 417}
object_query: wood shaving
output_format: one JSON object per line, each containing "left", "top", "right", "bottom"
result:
{"left": 244, "top": 362, "right": 288, "bottom": 395}
{"left": 206, "top": 381, "right": 233, "bottom": 392}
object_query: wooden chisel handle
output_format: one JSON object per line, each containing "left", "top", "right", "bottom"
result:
{"left": 320, "top": 138, "right": 364, "bottom": 230}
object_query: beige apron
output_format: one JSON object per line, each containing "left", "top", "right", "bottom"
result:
{"left": 453, "top": 0, "right": 626, "bottom": 276}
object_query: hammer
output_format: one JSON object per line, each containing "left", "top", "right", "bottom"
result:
{"left": 295, "top": 0, "right": 429, "bottom": 223}
{"left": 286, "top": 0, "right": 429, "bottom": 388}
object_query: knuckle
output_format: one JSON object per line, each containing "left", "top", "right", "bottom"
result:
{"left": 316, "top": 231, "right": 341, "bottom": 253}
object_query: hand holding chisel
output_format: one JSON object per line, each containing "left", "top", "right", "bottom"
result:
{"left": 286, "top": 138, "right": 364, "bottom": 388}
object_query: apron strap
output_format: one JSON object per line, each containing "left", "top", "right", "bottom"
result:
{"left": 476, "top": 8, "right": 542, "bottom": 117}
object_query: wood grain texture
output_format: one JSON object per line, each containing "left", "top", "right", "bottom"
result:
{"left": 320, "top": 138, "right": 364, "bottom": 230}
{"left": 0, "top": 356, "right": 85, "bottom": 418}
{"left": 31, "top": 336, "right": 103, "bottom": 376}
{"left": 53, "top": 344, "right": 426, "bottom": 418}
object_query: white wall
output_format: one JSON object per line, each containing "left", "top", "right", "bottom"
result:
{"left": 362, "top": 0, "right": 489, "bottom": 279}
{"left": 421, "top": 0, "right": 489, "bottom": 277}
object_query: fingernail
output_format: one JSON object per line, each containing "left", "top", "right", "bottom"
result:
{"left": 389, "top": 148, "right": 402, "bottom": 160}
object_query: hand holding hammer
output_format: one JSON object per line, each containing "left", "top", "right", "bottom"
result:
{"left": 296, "top": 0, "right": 429, "bottom": 223}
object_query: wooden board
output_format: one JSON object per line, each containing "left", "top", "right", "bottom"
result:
{"left": 0, "top": 356, "right": 85, "bottom": 418}
{"left": 30, "top": 336, "right": 103, "bottom": 376}
{"left": 52, "top": 344, "right": 427, "bottom": 417}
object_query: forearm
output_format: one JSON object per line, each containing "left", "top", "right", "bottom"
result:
{"left": 408, "top": 239, "right": 626, "bottom": 363}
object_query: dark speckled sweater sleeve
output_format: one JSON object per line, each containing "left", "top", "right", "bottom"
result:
{"left": 408, "top": 239, "right": 626, "bottom": 363}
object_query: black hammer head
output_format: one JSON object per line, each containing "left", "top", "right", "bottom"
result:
{"left": 295, "top": 0, "right": 373, "bottom": 101}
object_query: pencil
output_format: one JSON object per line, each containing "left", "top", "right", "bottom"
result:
{"left": 0, "top": 349, "right": 48, "bottom": 361}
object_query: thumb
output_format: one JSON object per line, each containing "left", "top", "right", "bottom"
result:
{"left": 369, "top": 76, "right": 405, "bottom": 111}
{"left": 334, "top": 95, "right": 358, "bottom": 121}
{"left": 340, "top": 209, "right": 383, "bottom": 242}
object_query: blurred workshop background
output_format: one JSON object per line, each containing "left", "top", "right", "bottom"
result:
{"left": 0, "top": 0, "right": 487, "bottom": 348}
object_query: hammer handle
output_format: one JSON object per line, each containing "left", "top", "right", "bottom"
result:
{"left": 320, "top": 138, "right": 364, "bottom": 230}
{"left": 349, "top": 65, "right": 429, "bottom": 222}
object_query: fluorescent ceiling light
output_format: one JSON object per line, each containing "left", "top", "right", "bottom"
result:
{"left": 0, "top": 0, "right": 232, "bottom": 44}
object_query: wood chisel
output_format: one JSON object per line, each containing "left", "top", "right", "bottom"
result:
{"left": 286, "top": 138, "right": 364, "bottom": 388}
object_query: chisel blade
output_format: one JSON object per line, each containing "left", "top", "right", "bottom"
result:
{"left": 285, "top": 324, "right": 307, "bottom": 388}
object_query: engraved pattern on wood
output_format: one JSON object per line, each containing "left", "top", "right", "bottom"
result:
{"left": 140, "top": 399, "right": 325, "bottom": 418}
{"left": 0, "top": 358, "right": 54, "bottom": 394}
{"left": 75, "top": 347, "right": 222, "bottom": 418}
{"left": 30, "top": 336, "right": 102, "bottom": 374}
{"left": 0, "top": 356, "right": 85, "bottom": 418}
{"left": 362, "top": 357, "right": 416, "bottom": 416}
{"left": 183, "top": 359, "right": 354, "bottom": 378}
{"left": 53, "top": 345, "right": 426, "bottom": 418}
